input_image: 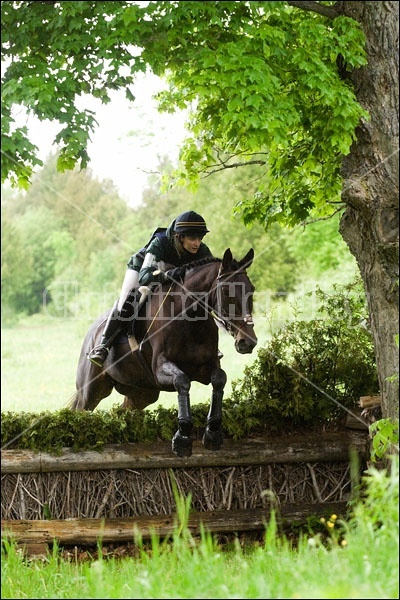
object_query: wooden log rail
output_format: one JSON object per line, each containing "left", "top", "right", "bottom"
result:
{"left": 359, "top": 395, "right": 381, "bottom": 409}
{"left": 2, "top": 502, "right": 348, "bottom": 547}
{"left": 1, "top": 431, "right": 369, "bottom": 553}
{"left": 1, "top": 431, "right": 369, "bottom": 474}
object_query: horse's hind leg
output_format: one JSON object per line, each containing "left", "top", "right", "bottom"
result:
{"left": 203, "top": 367, "right": 227, "bottom": 451}
{"left": 72, "top": 366, "right": 114, "bottom": 411}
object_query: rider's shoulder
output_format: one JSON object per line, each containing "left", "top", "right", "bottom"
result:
{"left": 148, "top": 227, "right": 167, "bottom": 244}
{"left": 149, "top": 230, "right": 169, "bottom": 248}
{"left": 144, "top": 230, "right": 170, "bottom": 259}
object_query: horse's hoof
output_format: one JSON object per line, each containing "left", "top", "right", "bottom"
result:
{"left": 172, "top": 431, "right": 193, "bottom": 457}
{"left": 202, "top": 427, "right": 224, "bottom": 451}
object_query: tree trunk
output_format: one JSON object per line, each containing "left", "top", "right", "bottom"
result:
{"left": 339, "top": 2, "right": 399, "bottom": 422}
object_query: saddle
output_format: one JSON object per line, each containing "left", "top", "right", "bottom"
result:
{"left": 127, "top": 286, "right": 151, "bottom": 352}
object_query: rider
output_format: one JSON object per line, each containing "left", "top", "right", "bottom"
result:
{"left": 87, "top": 210, "right": 212, "bottom": 366}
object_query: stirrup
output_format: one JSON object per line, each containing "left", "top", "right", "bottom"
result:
{"left": 87, "top": 344, "right": 109, "bottom": 367}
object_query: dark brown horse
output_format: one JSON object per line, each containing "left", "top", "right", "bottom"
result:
{"left": 70, "top": 248, "right": 257, "bottom": 457}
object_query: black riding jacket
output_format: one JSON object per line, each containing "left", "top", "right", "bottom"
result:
{"left": 127, "top": 220, "right": 212, "bottom": 286}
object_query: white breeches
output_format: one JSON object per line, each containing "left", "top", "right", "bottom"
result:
{"left": 118, "top": 269, "right": 140, "bottom": 311}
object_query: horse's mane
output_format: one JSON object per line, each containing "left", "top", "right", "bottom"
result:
{"left": 181, "top": 256, "right": 221, "bottom": 274}
{"left": 180, "top": 255, "right": 249, "bottom": 278}
{"left": 182, "top": 255, "right": 245, "bottom": 275}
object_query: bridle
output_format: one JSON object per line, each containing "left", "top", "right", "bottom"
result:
{"left": 213, "top": 263, "right": 255, "bottom": 336}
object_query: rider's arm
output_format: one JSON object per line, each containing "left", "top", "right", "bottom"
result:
{"left": 138, "top": 238, "right": 168, "bottom": 286}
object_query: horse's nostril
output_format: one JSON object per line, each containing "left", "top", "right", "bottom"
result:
{"left": 235, "top": 339, "right": 256, "bottom": 354}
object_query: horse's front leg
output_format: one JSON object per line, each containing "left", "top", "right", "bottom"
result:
{"left": 155, "top": 362, "right": 193, "bottom": 458}
{"left": 173, "top": 372, "right": 194, "bottom": 457}
{"left": 203, "top": 367, "right": 227, "bottom": 451}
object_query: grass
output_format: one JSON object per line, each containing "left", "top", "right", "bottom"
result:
{"left": 1, "top": 312, "right": 269, "bottom": 413}
{"left": 1, "top": 457, "right": 399, "bottom": 599}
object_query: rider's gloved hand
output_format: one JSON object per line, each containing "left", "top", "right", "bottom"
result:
{"left": 164, "top": 267, "right": 185, "bottom": 284}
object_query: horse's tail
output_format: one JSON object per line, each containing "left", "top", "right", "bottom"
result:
{"left": 68, "top": 391, "right": 80, "bottom": 410}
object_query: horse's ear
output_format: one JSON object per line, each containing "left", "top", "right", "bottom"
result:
{"left": 240, "top": 248, "right": 254, "bottom": 269}
{"left": 222, "top": 248, "right": 233, "bottom": 269}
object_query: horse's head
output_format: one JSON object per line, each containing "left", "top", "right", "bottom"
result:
{"left": 214, "top": 248, "right": 258, "bottom": 354}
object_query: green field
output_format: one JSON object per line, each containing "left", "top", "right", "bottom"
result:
{"left": 1, "top": 313, "right": 269, "bottom": 414}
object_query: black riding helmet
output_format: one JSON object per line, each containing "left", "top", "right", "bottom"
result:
{"left": 173, "top": 211, "right": 210, "bottom": 236}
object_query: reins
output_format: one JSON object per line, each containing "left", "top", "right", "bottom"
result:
{"left": 138, "top": 258, "right": 255, "bottom": 351}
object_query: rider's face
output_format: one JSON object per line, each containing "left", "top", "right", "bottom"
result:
{"left": 181, "top": 235, "right": 204, "bottom": 254}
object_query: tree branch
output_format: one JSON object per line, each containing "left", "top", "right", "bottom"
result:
{"left": 286, "top": 1, "right": 340, "bottom": 19}
{"left": 200, "top": 159, "right": 267, "bottom": 178}
{"left": 302, "top": 206, "right": 345, "bottom": 227}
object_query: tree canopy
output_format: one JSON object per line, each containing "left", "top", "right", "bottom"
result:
{"left": 2, "top": 1, "right": 367, "bottom": 226}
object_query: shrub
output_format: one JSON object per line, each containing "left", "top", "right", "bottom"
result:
{"left": 228, "top": 278, "right": 378, "bottom": 433}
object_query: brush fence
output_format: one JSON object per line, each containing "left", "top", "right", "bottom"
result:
{"left": 2, "top": 430, "right": 369, "bottom": 549}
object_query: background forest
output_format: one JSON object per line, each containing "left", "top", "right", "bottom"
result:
{"left": 1, "top": 151, "right": 358, "bottom": 412}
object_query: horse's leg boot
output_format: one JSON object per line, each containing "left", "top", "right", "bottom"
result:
{"left": 172, "top": 418, "right": 193, "bottom": 458}
{"left": 172, "top": 429, "right": 193, "bottom": 458}
{"left": 203, "top": 423, "right": 224, "bottom": 451}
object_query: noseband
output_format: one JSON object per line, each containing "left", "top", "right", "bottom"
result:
{"left": 214, "top": 264, "right": 254, "bottom": 336}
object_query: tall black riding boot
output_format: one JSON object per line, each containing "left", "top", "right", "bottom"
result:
{"left": 87, "top": 300, "right": 122, "bottom": 367}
